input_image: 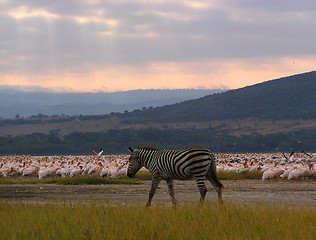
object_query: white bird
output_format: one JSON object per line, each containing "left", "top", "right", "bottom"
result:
{"left": 288, "top": 168, "right": 302, "bottom": 180}
{"left": 88, "top": 162, "right": 103, "bottom": 176}
{"left": 249, "top": 165, "right": 260, "bottom": 172}
{"left": 38, "top": 166, "right": 56, "bottom": 179}
{"left": 0, "top": 166, "right": 11, "bottom": 177}
{"left": 93, "top": 148, "right": 103, "bottom": 157}
{"left": 262, "top": 169, "right": 276, "bottom": 181}
{"left": 22, "top": 166, "right": 38, "bottom": 177}
{"left": 117, "top": 166, "right": 127, "bottom": 177}
{"left": 280, "top": 169, "right": 292, "bottom": 179}
{"left": 108, "top": 167, "right": 118, "bottom": 178}
{"left": 69, "top": 166, "right": 83, "bottom": 177}
{"left": 38, "top": 168, "right": 50, "bottom": 180}
{"left": 100, "top": 167, "right": 110, "bottom": 178}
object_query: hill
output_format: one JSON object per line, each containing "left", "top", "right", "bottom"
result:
{"left": 122, "top": 71, "right": 316, "bottom": 123}
{"left": 0, "top": 88, "right": 224, "bottom": 118}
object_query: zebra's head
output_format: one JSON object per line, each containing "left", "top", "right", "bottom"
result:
{"left": 127, "top": 147, "right": 142, "bottom": 178}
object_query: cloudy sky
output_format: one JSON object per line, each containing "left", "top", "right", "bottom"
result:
{"left": 1, "top": 0, "right": 315, "bottom": 92}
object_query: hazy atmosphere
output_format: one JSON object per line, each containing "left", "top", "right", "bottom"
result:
{"left": 1, "top": 0, "right": 316, "bottom": 92}
{"left": 1, "top": 3, "right": 315, "bottom": 235}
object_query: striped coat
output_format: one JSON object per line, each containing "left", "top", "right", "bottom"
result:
{"left": 127, "top": 146, "right": 223, "bottom": 206}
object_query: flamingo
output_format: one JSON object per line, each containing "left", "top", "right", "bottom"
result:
{"left": 280, "top": 168, "right": 292, "bottom": 179}
{"left": 38, "top": 168, "right": 50, "bottom": 179}
{"left": 287, "top": 167, "right": 302, "bottom": 180}
{"left": 249, "top": 164, "right": 261, "bottom": 172}
{"left": 262, "top": 169, "right": 276, "bottom": 181}
{"left": 93, "top": 148, "right": 103, "bottom": 157}
{"left": 108, "top": 166, "right": 119, "bottom": 178}
{"left": 117, "top": 166, "right": 127, "bottom": 177}
{"left": 38, "top": 165, "right": 57, "bottom": 179}
{"left": 100, "top": 167, "right": 110, "bottom": 177}
{"left": 0, "top": 166, "right": 12, "bottom": 177}
{"left": 69, "top": 166, "right": 83, "bottom": 177}
{"left": 272, "top": 162, "right": 285, "bottom": 177}
{"left": 89, "top": 162, "right": 104, "bottom": 176}
{"left": 22, "top": 166, "right": 38, "bottom": 177}
{"left": 283, "top": 151, "right": 295, "bottom": 163}
{"left": 9, "top": 167, "right": 22, "bottom": 177}
{"left": 238, "top": 160, "right": 250, "bottom": 173}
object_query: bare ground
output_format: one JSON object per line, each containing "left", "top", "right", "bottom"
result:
{"left": 1, "top": 180, "right": 315, "bottom": 206}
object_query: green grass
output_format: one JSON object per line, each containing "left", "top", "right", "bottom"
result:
{"left": 0, "top": 171, "right": 262, "bottom": 185}
{"left": 124, "top": 171, "right": 263, "bottom": 181}
{"left": 217, "top": 171, "right": 262, "bottom": 180}
{"left": 44, "top": 176, "right": 141, "bottom": 185}
{"left": 120, "top": 171, "right": 153, "bottom": 180}
{"left": 0, "top": 202, "right": 315, "bottom": 240}
{"left": 0, "top": 176, "right": 141, "bottom": 185}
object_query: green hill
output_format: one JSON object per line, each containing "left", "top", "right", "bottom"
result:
{"left": 122, "top": 71, "right": 316, "bottom": 123}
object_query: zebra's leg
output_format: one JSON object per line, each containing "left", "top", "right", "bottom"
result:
{"left": 206, "top": 170, "right": 223, "bottom": 203}
{"left": 146, "top": 177, "right": 161, "bottom": 207}
{"left": 166, "top": 178, "right": 177, "bottom": 205}
{"left": 194, "top": 177, "right": 207, "bottom": 203}
{"left": 206, "top": 155, "right": 223, "bottom": 203}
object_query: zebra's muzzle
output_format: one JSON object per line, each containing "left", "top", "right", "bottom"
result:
{"left": 127, "top": 172, "right": 135, "bottom": 178}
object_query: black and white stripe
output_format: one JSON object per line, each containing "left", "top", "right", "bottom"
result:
{"left": 127, "top": 146, "right": 223, "bottom": 206}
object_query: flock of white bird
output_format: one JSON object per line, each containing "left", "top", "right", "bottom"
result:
{"left": 0, "top": 152, "right": 315, "bottom": 181}
{"left": 216, "top": 152, "right": 316, "bottom": 180}
{"left": 0, "top": 154, "right": 130, "bottom": 180}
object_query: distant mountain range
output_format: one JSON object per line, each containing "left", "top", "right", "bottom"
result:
{"left": 0, "top": 87, "right": 226, "bottom": 118}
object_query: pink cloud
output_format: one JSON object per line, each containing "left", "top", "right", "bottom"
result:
{"left": 1, "top": 56, "right": 315, "bottom": 92}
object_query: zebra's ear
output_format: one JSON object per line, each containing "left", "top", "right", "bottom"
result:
{"left": 128, "top": 147, "right": 134, "bottom": 153}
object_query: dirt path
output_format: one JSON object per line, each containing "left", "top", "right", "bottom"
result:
{"left": 1, "top": 180, "right": 315, "bottom": 206}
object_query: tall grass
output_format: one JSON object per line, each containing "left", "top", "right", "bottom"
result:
{"left": 0, "top": 202, "right": 315, "bottom": 240}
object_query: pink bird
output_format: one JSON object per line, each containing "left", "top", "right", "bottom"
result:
{"left": 249, "top": 165, "right": 260, "bottom": 172}
{"left": 108, "top": 166, "right": 119, "bottom": 178}
{"left": 22, "top": 166, "right": 38, "bottom": 177}
{"left": 69, "top": 166, "right": 83, "bottom": 177}
{"left": 0, "top": 166, "right": 11, "bottom": 177}
{"left": 117, "top": 166, "right": 127, "bottom": 177}
{"left": 280, "top": 169, "right": 292, "bottom": 179}
{"left": 262, "top": 169, "right": 276, "bottom": 181}
{"left": 100, "top": 167, "right": 110, "bottom": 177}
{"left": 38, "top": 166, "right": 56, "bottom": 179}
{"left": 89, "top": 162, "right": 103, "bottom": 176}
{"left": 288, "top": 168, "right": 302, "bottom": 180}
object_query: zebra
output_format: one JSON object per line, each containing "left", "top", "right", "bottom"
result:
{"left": 127, "top": 146, "right": 224, "bottom": 206}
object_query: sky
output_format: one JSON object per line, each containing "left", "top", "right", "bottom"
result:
{"left": 1, "top": 0, "right": 316, "bottom": 92}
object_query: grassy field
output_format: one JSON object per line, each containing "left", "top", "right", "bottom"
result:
{"left": 2, "top": 116, "right": 315, "bottom": 137}
{"left": 217, "top": 171, "right": 262, "bottom": 180}
{"left": 128, "top": 171, "right": 263, "bottom": 180}
{"left": 0, "top": 171, "right": 263, "bottom": 185}
{"left": 0, "top": 202, "right": 315, "bottom": 240}
{"left": 0, "top": 176, "right": 141, "bottom": 185}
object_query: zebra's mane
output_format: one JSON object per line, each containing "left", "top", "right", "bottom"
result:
{"left": 138, "top": 146, "right": 159, "bottom": 151}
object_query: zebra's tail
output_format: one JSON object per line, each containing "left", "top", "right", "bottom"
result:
{"left": 208, "top": 153, "right": 225, "bottom": 189}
